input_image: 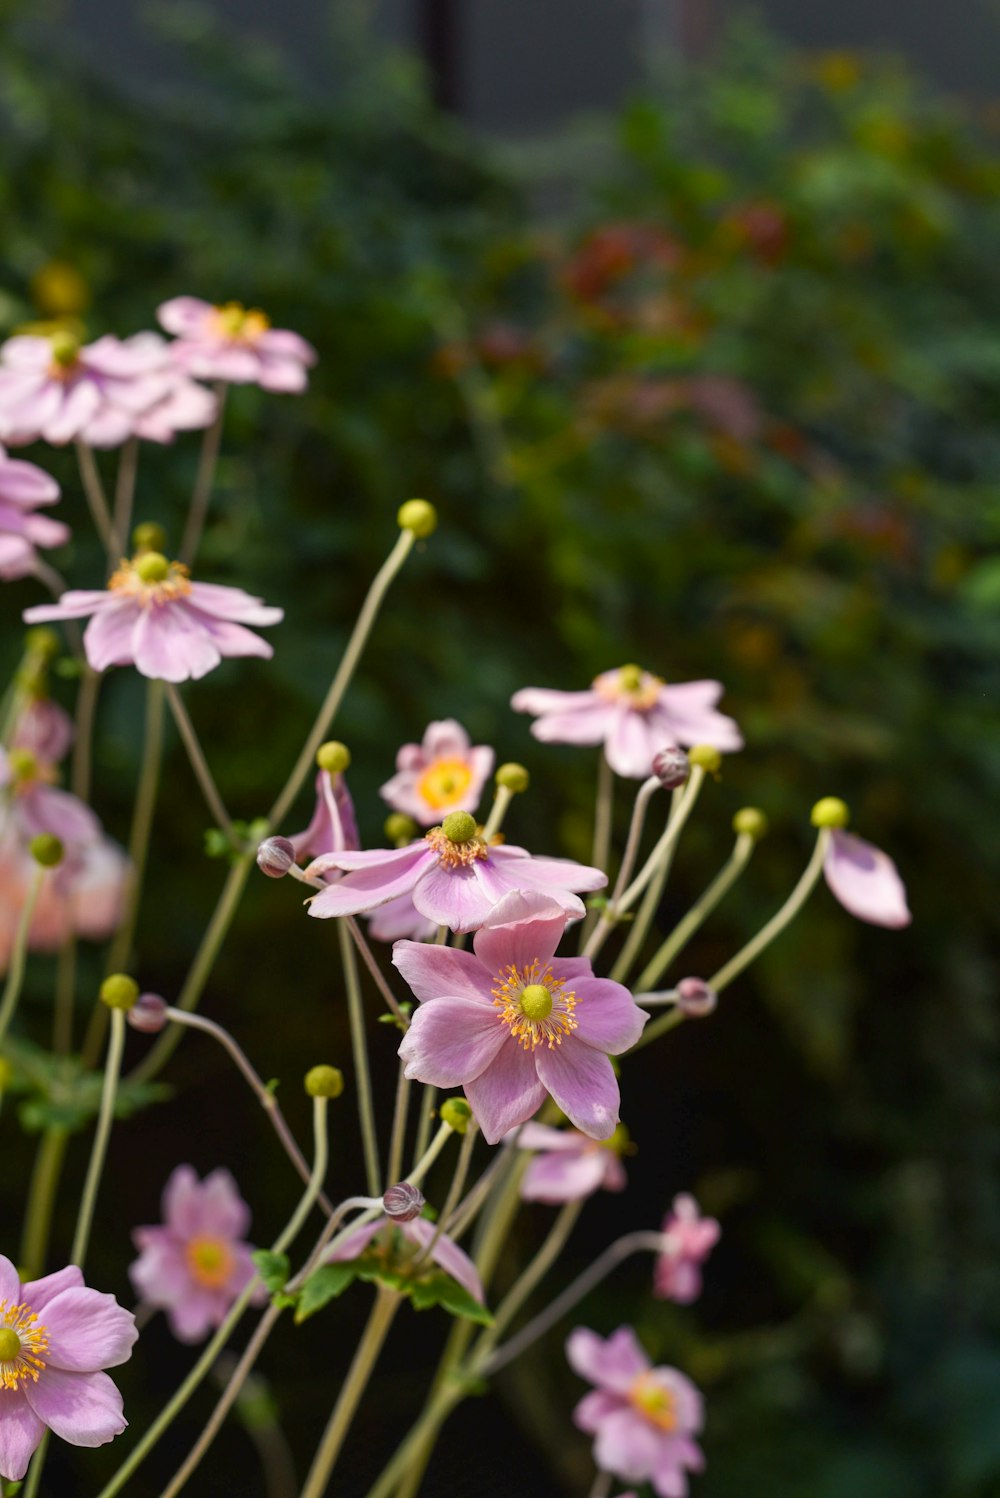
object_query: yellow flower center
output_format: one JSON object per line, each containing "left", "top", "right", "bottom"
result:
{"left": 108, "top": 553, "right": 192, "bottom": 607}
{"left": 0, "top": 1301, "right": 49, "bottom": 1390}
{"left": 594, "top": 664, "right": 664, "bottom": 710}
{"left": 47, "top": 329, "right": 81, "bottom": 376}
{"left": 211, "top": 301, "right": 271, "bottom": 342}
{"left": 492, "top": 959, "right": 578, "bottom": 1051}
{"left": 424, "top": 826, "right": 489, "bottom": 869}
{"left": 416, "top": 757, "right": 474, "bottom": 812}
{"left": 185, "top": 1236, "right": 235, "bottom": 1291}
{"left": 628, "top": 1372, "right": 679, "bottom": 1432}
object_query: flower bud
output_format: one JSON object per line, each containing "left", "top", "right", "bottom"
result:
{"left": 29, "top": 833, "right": 63, "bottom": 868}
{"left": 495, "top": 762, "right": 530, "bottom": 794}
{"left": 652, "top": 746, "right": 690, "bottom": 789}
{"left": 132, "top": 522, "right": 167, "bottom": 554}
{"left": 256, "top": 835, "right": 296, "bottom": 879}
{"left": 811, "top": 796, "right": 850, "bottom": 829}
{"left": 675, "top": 977, "right": 717, "bottom": 1019}
{"left": 316, "top": 741, "right": 351, "bottom": 774}
{"left": 305, "top": 1065, "right": 344, "bottom": 1099}
{"left": 0, "top": 1057, "right": 12, "bottom": 1091}
{"left": 442, "top": 810, "right": 478, "bottom": 845}
{"left": 440, "top": 1097, "right": 473, "bottom": 1134}
{"left": 732, "top": 807, "right": 768, "bottom": 841}
{"left": 127, "top": 993, "right": 169, "bottom": 1033}
{"left": 397, "top": 498, "right": 437, "bottom": 538}
{"left": 24, "top": 626, "right": 60, "bottom": 659}
{"left": 383, "top": 1182, "right": 426, "bottom": 1222}
{"left": 688, "top": 744, "right": 722, "bottom": 775}
{"left": 384, "top": 813, "right": 418, "bottom": 847}
{"left": 100, "top": 974, "right": 140, "bottom": 1011}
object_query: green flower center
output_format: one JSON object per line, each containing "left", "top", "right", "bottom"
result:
{"left": 519, "top": 984, "right": 553, "bottom": 1021}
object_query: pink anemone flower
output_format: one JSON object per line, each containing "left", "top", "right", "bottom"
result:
{"left": 0, "top": 330, "right": 216, "bottom": 448}
{"left": 0, "top": 445, "right": 68, "bottom": 580}
{"left": 653, "top": 1195, "right": 720, "bottom": 1304}
{"left": 23, "top": 551, "right": 283, "bottom": 683}
{"left": 823, "top": 829, "right": 911, "bottom": 928}
{"left": 512, "top": 664, "right": 742, "bottom": 778}
{"left": 326, "top": 1214, "right": 485, "bottom": 1304}
{"left": 305, "top": 813, "right": 607, "bottom": 935}
{"left": 0, "top": 1254, "right": 137, "bottom": 1482}
{"left": 394, "top": 890, "right": 647, "bottom": 1144}
{"left": 514, "top": 1121, "right": 628, "bottom": 1203}
{"left": 567, "top": 1325, "right": 705, "bottom": 1498}
{"left": 129, "top": 1166, "right": 267, "bottom": 1344}
{"left": 157, "top": 297, "right": 317, "bottom": 392}
{"left": 380, "top": 718, "right": 495, "bottom": 827}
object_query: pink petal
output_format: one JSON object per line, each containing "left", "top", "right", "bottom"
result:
{"left": 521, "top": 1147, "right": 609, "bottom": 1203}
{"left": 462, "top": 1045, "right": 547, "bottom": 1144}
{"left": 400, "top": 1219, "right": 485, "bottom": 1303}
{"left": 567, "top": 975, "right": 648, "bottom": 1053}
{"left": 43, "top": 379, "right": 102, "bottom": 446}
{"left": 157, "top": 297, "right": 213, "bottom": 336}
{"left": 326, "top": 1218, "right": 386, "bottom": 1264}
{"left": 186, "top": 582, "right": 283, "bottom": 626}
{"left": 256, "top": 328, "right": 317, "bottom": 364}
{"left": 0, "top": 1254, "right": 20, "bottom": 1305}
{"left": 573, "top": 1388, "right": 624, "bottom": 1434}
{"left": 652, "top": 680, "right": 743, "bottom": 752}
{"left": 391, "top": 942, "right": 495, "bottom": 1006}
{"left": 41, "top": 1287, "right": 138, "bottom": 1372}
{"left": 515, "top": 1121, "right": 586, "bottom": 1152}
{"left": 368, "top": 893, "right": 437, "bottom": 943}
{"left": 535, "top": 1042, "right": 621, "bottom": 1139}
{"left": 196, "top": 1168, "right": 252, "bottom": 1240}
{"left": 24, "top": 1367, "right": 126, "bottom": 1449}
{"left": 0, "top": 456, "right": 60, "bottom": 505}
{"left": 21, "top": 1265, "right": 84, "bottom": 1313}
{"left": 128, "top": 1236, "right": 194, "bottom": 1308}
{"left": 492, "top": 846, "right": 607, "bottom": 898}
{"left": 397, "top": 997, "right": 506, "bottom": 1087}
{"left": 185, "top": 612, "right": 276, "bottom": 662}
{"left": 530, "top": 703, "right": 619, "bottom": 747}
{"left": 605, "top": 707, "right": 661, "bottom": 779}
{"left": 131, "top": 603, "right": 220, "bottom": 682}
{"left": 511, "top": 687, "right": 603, "bottom": 715}
{"left": 162, "top": 1164, "right": 205, "bottom": 1237}
{"left": 412, "top": 861, "right": 495, "bottom": 932}
{"left": 594, "top": 1406, "right": 662, "bottom": 1482}
{"left": 472, "top": 888, "right": 569, "bottom": 973}
{"left": 165, "top": 1289, "right": 223, "bottom": 1344}
{"left": 307, "top": 846, "right": 429, "bottom": 918}
{"left": 0, "top": 1388, "right": 45, "bottom": 1481}
{"left": 23, "top": 591, "right": 112, "bottom": 623}
{"left": 566, "top": 1326, "right": 649, "bottom": 1393}
{"left": 421, "top": 719, "right": 471, "bottom": 760}
{"left": 83, "top": 600, "right": 142, "bottom": 672}
{"left": 824, "top": 830, "right": 911, "bottom": 928}
{"left": 256, "top": 354, "right": 308, "bottom": 393}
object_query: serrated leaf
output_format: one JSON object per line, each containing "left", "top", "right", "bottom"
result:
{"left": 294, "top": 1262, "right": 361, "bottom": 1323}
{"left": 251, "top": 1251, "right": 290, "bottom": 1295}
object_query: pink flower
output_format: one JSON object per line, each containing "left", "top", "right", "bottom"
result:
{"left": 514, "top": 1121, "right": 628, "bottom": 1203}
{"left": 326, "top": 1214, "right": 485, "bottom": 1304}
{"left": 305, "top": 817, "right": 607, "bottom": 935}
{"left": 512, "top": 665, "right": 742, "bottom": 778}
{"left": 157, "top": 298, "right": 317, "bottom": 392}
{"left": 394, "top": 890, "right": 647, "bottom": 1144}
{"left": 653, "top": 1195, "right": 720, "bottom": 1304}
{"left": 23, "top": 551, "right": 283, "bottom": 683}
{"left": 0, "top": 444, "right": 68, "bottom": 580}
{"left": 0, "top": 1254, "right": 137, "bottom": 1482}
{"left": 0, "top": 331, "right": 216, "bottom": 448}
{"left": 380, "top": 719, "right": 495, "bottom": 827}
{"left": 823, "top": 829, "right": 911, "bottom": 928}
{"left": 567, "top": 1325, "right": 705, "bottom": 1498}
{"left": 289, "top": 769, "right": 359, "bottom": 862}
{"left": 129, "top": 1166, "right": 267, "bottom": 1344}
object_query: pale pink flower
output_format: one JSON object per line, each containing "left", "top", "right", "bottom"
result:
{"left": 380, "top": 719, "right": 494, "bottom": 827}
{"left": 289, "top": 768, "right": 359, "bottom": 862}
{"left": 567, "top": 1325, "right": 705, "bottom": 1498}
{"left": 0, "top": 331, "right": 216, "bottom": 448}
{"left": 24, "top": 552, "right": 282, "bottom": 683}
{"left": 0, "top": 1254, "right": 137, "bottom": 1482}
{"left": 0, "top": 444, "right": 68, "bottom": 580}
{"left": 512, "top": 665, "right": 742, "bottom": 778}
{"left": 157, "top": 297, "right": 317, "bottom": 392}
{"left": 129, "top": 1166, "right": 267, "bottom": 1344}
{"left": 514, "top": 1121, "right": 628, "bottom": 1203}
{"left": 326, "top": 1214, "right": 484, "bottom": 1304}
{"left": 395, "top": 890, "right": 647, "bottom": 1144}
{"left": 653, "top": 1195, "right": 720, "bottom": 1304}
{"left": 823, "top": 830, "right": 911, "bottom": 928}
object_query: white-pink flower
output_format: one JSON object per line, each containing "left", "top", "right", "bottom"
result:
{"left": 0, "top": 444, "right": 68, "bottom": 580}
{"left": 653, "top": 1195, "right": 720, "bottom": 1304}
{"left": 380, "top": 719, "right": 494, "bottom": 828}
{"left": 515, "top": 1121, "right": 628, "bottom": 1203}
{"left": 512, "top": 664, "right": 742, "bottom": 778}
{"left": 157, "top": 298, "right": 317, "bottom": 392}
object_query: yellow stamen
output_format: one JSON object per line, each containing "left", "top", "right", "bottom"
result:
{"left": 424, "top": 826, "right": 489, "bottom": 869}
{"left": 108, "top": 554, "right": 192, "bottom": 607}
{"left": 185, "top": 1236, "right": 235, "bottom": 1291}
{"left": 594, "top": 664, "right": 664, "bottom": 710}
{"left": 492, "top": 958, "right": 579, "bottom": 1051}
{"left": 629, "top": 1372, "right": 679, "bottom": 1432}
{"left": 416, "top": 757, "right": 474, "bottom": 812}
{"left": 0, "top": 1301, "right": 49, "bottom": 1390}
{"left": 211, "top": 301, "right": 271, "bottom": 341}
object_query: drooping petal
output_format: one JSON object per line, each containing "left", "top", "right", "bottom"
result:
{"left": 184, "top": 613, "right": 276, "bottom": 663}
{"left": 605, "top": 706, "right": 662, "bottom": 778}
{"left": 391, "top": 942, "right": 495, "bottom": 1006}
{"left": 521, "top": 1147, "right": 610, "bottom": 1203}
{"left": 463, "top": 1045, "right": 547, "bottom": 1145}
{"left": 567, "top": 976, "right": 649, "bottom": 1054}
{"left": 79, "top": 601, "right": 141, "bottom": 672}
{"left": 535, "top": 1043, "right": 621, "bottom": 1140}
{"left": 400, "top": 1219, "right": 485, "bottom": 1304}
{"left": 397, "top": 997, "right": 506, "bottom": 1087}
{"left": 24, "top": 1367, "right": 127, "bottom": 1449}
{"left": 307, "top": 847, "right": 430, "bottom": 918}
{"left": 185, "top": 582, "right": 284, "bottom": 626}
{"left": 823, "top": 829, "right": 911, "bottom": 928}
{"left": 325, "top": 1219, "right": 386, "bottom": 1264}
{"left": 131, "top": 604, "right": 220, "bottom": 682}
{"left": 24, "top": 591, "right": 113, "bottom": 623}
{"left": 566, "top": 1326, "right": 649, "bottom": 1393}
{"left": 412, "top": 861, "right": 495, "bottom": 932}
{"left": 472, "top": 889, "right": 569, "bottom": 973}
{"left": 0, "top": 1388, "right": 45, "bottom": 1481}
{"left": 42, "top": 1287, "right": 138, "bottom": 1372}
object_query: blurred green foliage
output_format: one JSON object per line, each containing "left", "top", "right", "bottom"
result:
{"left": 0, "top": 8, "right": 998, "bottom": 1495}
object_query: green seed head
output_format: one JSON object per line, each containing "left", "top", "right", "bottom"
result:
{"left": 384, "top": 813, "right": 418, "bottom": 847}
{"left": 29, "top": 833, "right": 63, "bottom": 868}
{"left": 442, "top": 810, "right": 478, "bottom": 845}
{"left": 316, "top": 741, "right": 351, "bottom": 774}
{"left": 619, "top": 663, "right": 645, "bottom": 693}
{"left": 0, "top": 1327, "right": 21, "bottom": 1360}
{"left": 133, "top": 551, "right": 171, "bottom": 585}
{"left": 519, "top": 984, "right": 553, "bottom": 1022}
{"left": 99, "top": 973, "right": 140, "bottom": 1011}
{"left": 495, "top": 762, "right": 529, "bottom": 794}
{"left": 811, "top": 797, "right": 850, "bottom": 830}
{"left": 440, "top": 1097, "right": 473, "bottom": 1134}
{"left": 305, "top": 1065, "right": 344, "bottom": 1099}
{"left": 397, "top": 499, "right": 438, "bottom": 539}
{"left": 732, "top": 807, "right": 769, "bottom": 841}
{"left": 132, "top": 522, "right": 167, "bottom": 554}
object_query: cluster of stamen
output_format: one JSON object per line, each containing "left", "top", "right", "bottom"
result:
{"left": 628, "top": 1372, "right": 679, "bottom": 1432}
{"left": 0, "top": 1301, "right": 49, "bottom": 1389}
{"left": 492, "top": 958, "right": 579, "bottom": 1051}
{"left": 108, "top": 553, "right": 192, "bottom": 606}
{"left": 594, "top": 663, "right": 664, "bottom": 710}
{"left": 424, "top": 826, "right": 489, "bottom": 868}
{"left": 7, "top": 748, "right": 58, "bottom": 793}
{"left": 211, "top": 301, "right": 271, "bottom": 342}
{"left": 417, "top": 757, "right": 474, "bottom": 811}
{"left": 185, "top": 1236, "right": 236, "bottom": 1292}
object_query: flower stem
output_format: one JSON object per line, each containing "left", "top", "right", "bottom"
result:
{"left": 476, "top": 1198, "right": 583, "bottom": 1354}
{"left": 635, "top": 831, "right": 756, "bottom": 993}
{"left": 75, "top": 442, "right": 117, "bottom": 555}
{"left": 387, "top": 1061, "right": 411, "bottom": 1187}
{"left": 610, "top": 771, "right": 705, "bottom": 984}
{"left": 71, "top": 1005, "right": 126, "bottom": 1268}
{"left": 413, "top": 1082, "right": 437, "bottom": 1164}
{"left": 481, "top": 783, "right": 513, "bottom": 841}
{"left": 338, "top": 919, "right": 381, "bottom": 1197}
{"left": 70, "top": 666, "right": 101, "bottom": 801}
{"left": 709, "top": 828, "right": 829, "bottom": 995}
{"left": 580, "top": 751, "right": 613, "bottom": 948}
{"left": 112, "top": 438, "right": 139, "bottom": 554}
{"left": 583, "top": 773, "right": 661, "bottom": 962}
{"left": 345, "top": 915, "right": 409, "bottom": 1027}
{"left": 19, "top": 1127, "right": 68, "bottom": 1279}
{"left": 180, "top": 382, "right": 228, "bottom": 565}
{"left": 410, "top": 1121, "right": 478, "bottom": 1272}
{"left": 0, "top": 864, "right": 45, "bottom": 1047}
{"left": 165, "top": 682, "right": 240, "bottom": 846}
{"left": 588, "top": 1472, "right": 613, "bottom": 1498}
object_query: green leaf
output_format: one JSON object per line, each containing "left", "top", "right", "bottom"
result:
{"left": 294, "top": 1263, "right": 361, "bottom": 1323}
{"left": 409, "top": 1272, "right": 493, "bottom": 1325}
{"left": 251, "top": 1251, "right": 290, "bottom": 1295}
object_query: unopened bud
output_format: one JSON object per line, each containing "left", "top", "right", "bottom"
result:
{"left": 688, "top": 744, "right": 722, "bottom": 775}
{"left": 127, "top": 993, "right": 169, "bottom": 1033}
{"left": 384, "top": 813, "right": 418, "bottom": 846}
{"left": 442, "top": 810, "right": 477, "bottom": 845}
{"left": 440, "top": 1097, "right": 473, "bottom": 1134}
{"left": 100, "top": 974, "right": 140, "bottom": 1011}
{"left": 257, "top": 835, "right": 296, "bottom": 879}
{"left": 29, "top": 833, "right": 63, "bottom": 868}
{"left": 811, "top": 796, "right": 849, "bottom": 829}
{"left": 675, "top": 976, "right": 717, "bottom": 1019}
{"left": 732, "top": 807, "right": 768, "bottom": 841}
{"left": 397, "top": 498, "right": 437, "bottom": 538}
{"left": 495, "top": 762, "right": 530, "bottom": 794}
{"left": 24, "top": 627, "right": 60, "bottom": 658}
{"left": 305, "top": 1065, "right": 344, "bottom": 1099}
{"left": 132, "top": 522, "right": 167, "bottom": 554}
{"left": 316, "top": 741, "right": 351, "bottom": 774}
{"left": 383, "top": 1182, "right": 425, "bottom": 1222}
{"left": 652, "top": 746, "right": 690, "bottom": 789}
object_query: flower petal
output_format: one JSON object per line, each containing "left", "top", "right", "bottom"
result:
{"left": 0, "top": 1388, "right": 45, "bottom": 1481}
{"left": 535, "top": 1042, "right": 621, "bottom": 1140}
{"left": 573, "top": 1388, "right": 624, "bottom": 1434}
{"left": 824, "top": 830, "right": 911, "bottom": 928}
{"left": 391, "top": 942, "right": 494, "bottom": 1006}
{"left": 568, "top": 976, "right": 649, "bottom": 1054}
{"left": 20, "top": 1265, "right": 84, "bottom": 1313}
{"left": 0, "top": 1255, "right": 21, "bottom": 1306}
{"left": 521, "top": 1147, "right": 609, "bottom": 1203}
{"left": 594, "top": 1406, "right": 662, "bottom": 1482}
{"left": 472, "top": 889, "right": 569, "bottom": 973}
{"left": 24, "top": 1367, "right": 126, "bottom": 1449}
{"left": 463, "top": 1046, "right": 547, "bottom": 1144}
{"left": 400, "top": 1219, "right": 485, "bottom": 1303}
{"left": 566, "top": 1326, "right": 649, "bottom": 1393}
{"left": 42, "top": 1287, "right": 138, "bottom": 1372}
{"left": 412, "top": 862, "right": 495, "bottom": 932}
{"left": 397, "top": 997, "right": 506, "bottom": 1087}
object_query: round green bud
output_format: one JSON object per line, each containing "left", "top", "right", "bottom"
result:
{"left": 442, "top": 810, "right": 478, "bottom": 845}
{"left": 732, "top": 807, "right": 769, "bottom": 841}
{"left": 24, "top": 626, "right": 60, "bottom": 658}
{"left": 0, "top": 1326, "right": 21, "bottom": 1360}
{"left": 316, "top": 741, "right": 351, "bottom": 774}
{"left": 397, "top": 499, "right": 438, "bottom": 539}
{"left": 8, "top": 748, "right": 37, "bottom": 781}
{"left": 29, "top": 833, "right": 63, "bottom": 868}
{"left": 619, "top": 663, "right": 644, "bottom": 693}
{"left": 99, "top": 973, "right": 139, "bottom": 1011}
{"left": 495, "top": 762, "right": 530, "bottom": 794}
{"left": 811, "top": 796, "right": 850, "bottom": 830}
{"left": 305, "top": 1064, "right": 344, "bottom": 1099}
{"left": 440, "top": 1097, "right": 473, "bottom": 1134}
{"left": 0, "top": 1056, "right": 12, "bottom": 1091}
{"left": 688, "top": 744, "right": 722, "bottom": 774}
{"left": 48, "top": 329, "right": 80, "bottom": 367}
{"left": 133, "top": 551, "right": 171, "bottom": 584}
{"left": 384, "top": 812, "right": 418, "bottom": 846}
{"left": 132, "top": 522, "right": 167, "bottom": 554}
{"left": 519, "top": 984, "right": 553, "bottom": 1021}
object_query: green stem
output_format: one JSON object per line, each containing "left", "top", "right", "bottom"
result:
{"left": 708, "top": 829, "right": 830, "bottom": 995}
{"left": 0, "top": 864, "right": 44, "bottom": 1047}
{"left": 70, "top": 1006, "right": 126, "bottom": 1268}
{"left": 165, "top": 682, "right": 239, "bottom": 845}
{"left": 105, "top": 678, "right": 166, "bottom": 974}
{"left": 481, "top": 784, "right": 513, "bottom": 842}
{"left": 53, "top": 938, "right": 77, "bottom": 1055}
{"left": 19, "top": 1128, "right": 69, "bottom": 1279}
{"left": 635, "top": 831, "right": 756, "bottom": 993}
{"left": 583, "top": 773, "right": 661, "bottom": 962}
{"left": 387, "top": 1061, "right": 411, "bottom": 1187}
{"left": 609, "top": 771, "right": 705, "bottom": 984}
{"left": 338, "top": 919, "right": 381, "bottom": 1197}
{"left": 411, "top": 1122, "right": 477, "bottom": 1271}
{"left": 477, "top": 1199, "right": 582, "bottom": 1352}
{"left": 75, "top": 442, "right": 117, "bottom": 556}
{"left": 413, "top": 1083, "right": 437, "bottom": 1164}
{"left": 180, "top": 383, "right": 228, "bottom": 566}
{"left": 70, "top": 667, "right": 101, "bottom": 802}
{"left": 112, "top": 438, "right": 139, "bottom": 556}
{"left": 21, "top": 1432, "right": 50, "bottom": 1498}
{"left": 580, "top": 752, "right": 613, "bottom": 948}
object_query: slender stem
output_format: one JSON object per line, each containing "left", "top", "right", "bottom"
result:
{"left": 708, "top": 829, "right": 830, "bottom": 995}
{"left": 268, "top": 529, "right": 416, "bottom": 830}
{"left": 338, "top": 919, "right": 381, "bottom": 1197}
{"left": 113, "top": 438, "right": 139, "bottom": 554}
{"left": 0, "top": 865, "right": 45, "bottom": 1047}
{"left": 615, "top": 768, "right": 705, "bottom": 916}
{"left": 19, "top": 1129, "right": 69, "bottom": 1279}
{"left": 75, "top": 442, "right": 117, "bottom": 555}
{"left": 70, "top": 667, "right": 101, "bottom": 801}
{"left": 411, "top": 1123, "right": 477, "bottom": 1271}
{"left": 587, "top": 1472, "right": 613, "bottom": 1498}
{"left": 345, "top": 915, "right": 408, "bottom": 1026}
{"left": 71, "top": 1006, "right": 126, "bottom": 1268}
{"left": 478, "top": 1199, "right": 582, "bottom": 1351}
{"left": 105, "top": 678, "right": 166, "bottom": 974}
{"left": 481, "top": 784, "right": 513, "bottom": 841}
{"left": 53, "top": 938, "right": 77, "bottom": 1055}
{"left": 165, "top": 683, "right": 239, "bottom": 844}
{"left": 580, "top": 752, "right": 613, "bottom": 948}
{"left": 583, "top": 774, "right": 660, "bottom": 962}
{"left": 413, "top": 1083, "right": 437, "bottom": 1164}
{"left": 180, "top": 382, "right": 228, "bottom": 565}
{"left": 20, "top": 1433, "right": 50, "bottom": 1498}
{"left": 387, "top": 1061, "right": 411, "bottom": 1187}
{"left": 299, "top": 1288, "right": 402, "bottom": 1498}
{"left": 443, "top": 1143, "right": 513, "bottom": 1243}
{"left": 609, "top": 773, "right": 706, "bottom": 985}
{"left": 635, "top": 832, "right": 756, "bottom": 992}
